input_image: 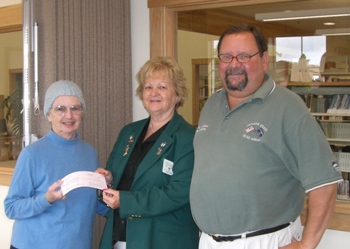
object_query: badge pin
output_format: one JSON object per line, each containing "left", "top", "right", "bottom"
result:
{"left": 129, "top": 136, "right": 134, "bottom": 143}
{"left": 157, "top": 148, "right": 162, "bottom": 155}
{"left": 123, "top": 144, "right": 130, "bottom": 156}
{"left": 161, "top": 142, "right": 167, "bottom": 147}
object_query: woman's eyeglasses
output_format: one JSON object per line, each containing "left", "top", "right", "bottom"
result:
{"left": 51, "top": 105, "right": 83, "bottom": 116}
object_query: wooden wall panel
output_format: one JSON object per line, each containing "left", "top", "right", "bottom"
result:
{"left": 0, "top": 4, "right": 22, "bottom": 33}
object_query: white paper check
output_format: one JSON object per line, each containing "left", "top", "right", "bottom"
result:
{"left": 61, "top": 171, "right": 107, "bottom": 195}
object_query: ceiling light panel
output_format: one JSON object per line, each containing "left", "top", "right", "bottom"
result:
{"left": 255, "top": 7, "right": 350, "bottom": 21}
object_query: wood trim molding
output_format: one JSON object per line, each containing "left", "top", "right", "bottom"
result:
{"left": 177, "top": 9, "right": 311, "bottom": 37}
{"left": 148, "top": 0, "right": 298, "bottom": 9}
{"left": 0, "top": 4, "right": 22, "bottom": 33}
{"left": 150, "top": 7, "right": 177, "bottom": 57}
{"left": 149, "top": 0, "right": 234, "bottom": 8}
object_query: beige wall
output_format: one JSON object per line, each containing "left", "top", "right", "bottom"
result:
{"left": 0, "top": 0, "right": 21, "bottom": 8}
{"left": 177, "top": 30, "right": 219, "bottom": 125}
{"left": 327, "top": 36, "right": 350, "bottom": 55}
{"left": 0, "top": 31, "right": 22, "bottom": 96}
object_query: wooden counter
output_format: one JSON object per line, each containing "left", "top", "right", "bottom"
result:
{"left": 0, "top": 160, "right": 15, "bottom": 186}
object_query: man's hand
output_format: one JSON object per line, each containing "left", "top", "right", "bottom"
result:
{"left": 279, "top": 238, "right": 305, "bottom": 249}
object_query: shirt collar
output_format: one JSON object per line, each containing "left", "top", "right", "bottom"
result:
{"left": 252, "top": 73, "right": 276, "bottom": 102}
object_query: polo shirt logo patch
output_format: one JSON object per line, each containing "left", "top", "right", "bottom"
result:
{"left": 243, "top": 123, "right": 267, "bottom": 142}
{"left": 256, "top": 128, "right": 264, "bottom": 137}
{"left": 245, "top": 126, "right": 255, "bottom": 133}
{"left": 196, "top": 124, "right": 208, "bottom": 133}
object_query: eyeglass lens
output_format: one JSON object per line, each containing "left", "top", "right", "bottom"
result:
{"left": 219, "top": 51, "right": 260, "bottom": 63}
{"left": 52, "top": 105, "right": 83, "bottom": 116}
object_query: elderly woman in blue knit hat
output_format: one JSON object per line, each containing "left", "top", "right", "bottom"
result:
{"left": 5, "top": 80, "right": 109, "bottom": 249}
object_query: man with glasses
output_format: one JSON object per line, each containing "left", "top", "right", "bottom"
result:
{"left": 190, "top": 24, "right": 342, "bottom": 249}
{"left": 5, "top": 80, "right": 109, "bottom": 249}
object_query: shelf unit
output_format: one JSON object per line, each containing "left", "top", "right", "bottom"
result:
{"left": 281, "top": 81, "right": 350, "bottom": 231}
{"left": 321, "top": 55, "right": 350, "bottom": 78}
{"left": 289, "top": 83, "right": 350, "bottom": 175}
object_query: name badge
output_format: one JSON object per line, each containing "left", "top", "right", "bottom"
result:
{"left": 162, "top": 159, "right": 174, "bottom": 176}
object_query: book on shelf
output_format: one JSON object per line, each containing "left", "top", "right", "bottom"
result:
{"left": 311, "top": 95, "right": 328, "bottom": 113}
{"left": 327, "top": 94, "right": 342, "bottom": 113}
{"left": 338, "top": 172, "right": 350, "bottom": 201}
{"left": 340, "top": 94, "right": 350, "bottom": 113}
{"left": 299, "top": 93, "right": 315, "bottom": 111}
{"left": 327, "top": 94, "right": 350, "bottom": 114}
{"left": 298, "top": 93, "right": 350, "bottom": 115}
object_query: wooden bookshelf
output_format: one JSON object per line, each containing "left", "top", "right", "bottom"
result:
{"left": 281, "top": 81, "right": 350, "bottom": 232}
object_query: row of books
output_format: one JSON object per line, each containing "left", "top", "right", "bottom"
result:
{"left": 327, "top": 94, "right": 350, "bottom": 114}
{"left": 300, "top": 94, "right": 350, "bottom": 114}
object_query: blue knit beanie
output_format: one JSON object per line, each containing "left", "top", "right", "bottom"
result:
{"left": 44, "top": 80, "right": 85, "bottom": 119}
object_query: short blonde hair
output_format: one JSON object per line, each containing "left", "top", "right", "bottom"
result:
{"left": 136, "top": 56, "right": 188, "bottom": 108}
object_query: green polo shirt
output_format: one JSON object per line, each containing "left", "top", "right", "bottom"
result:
{"left": 190, "top": 74, "right": 342, "bottom": 235}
